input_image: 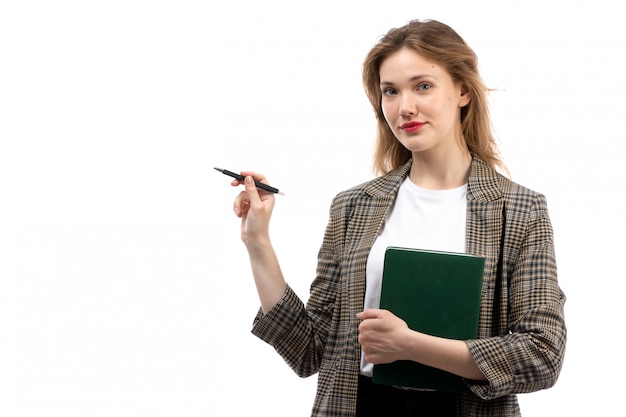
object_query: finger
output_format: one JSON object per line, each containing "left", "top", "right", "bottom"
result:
{"left": 232, "top": 173, "right": 267, "bottom": 215}
{"left": 243, "top": 175, "right": 263, "bottom": 207}
{"left": 239, "top": 171, "right": 270, "bottom": 184}
{"left": 232, "top": 191, "right": 250, "bottom": 217}
{"left": 356, "top": 309, "right": 384, "bottom": 320}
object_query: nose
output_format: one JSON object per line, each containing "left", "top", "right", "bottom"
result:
{"left": 399, "top": 93, "right": 417, "bottom": 117}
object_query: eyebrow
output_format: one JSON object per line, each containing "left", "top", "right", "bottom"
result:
{"left": 380, "top": 74, "right": 435, "bottom": 86}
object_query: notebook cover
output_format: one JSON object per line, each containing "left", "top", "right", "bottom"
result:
{"left": 372, "top": 246, "right": 485, "bottom": 392}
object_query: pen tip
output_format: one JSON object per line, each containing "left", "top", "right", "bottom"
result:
{"left": 214, "top": 167, "right": 223, "bottom": 172}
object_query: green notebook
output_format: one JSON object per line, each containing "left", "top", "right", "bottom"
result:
{"left": 372, "top": 246, "right": 485, "bottom": 392}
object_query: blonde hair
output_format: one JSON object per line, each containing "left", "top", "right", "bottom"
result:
{"left": 363, "top": 19, "right": 503, "bottom": 175}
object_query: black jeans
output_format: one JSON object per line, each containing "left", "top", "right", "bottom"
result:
{"left": 356, "top": 375, "right": 457, "bottom": 417}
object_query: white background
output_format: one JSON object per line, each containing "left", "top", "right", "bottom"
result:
{"left": 1, "top": 0, "right": 624, "bottom": 416}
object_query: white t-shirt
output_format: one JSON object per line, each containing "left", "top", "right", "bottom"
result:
{"left": 360, "top": 177, "right": 468, "bottom": 376}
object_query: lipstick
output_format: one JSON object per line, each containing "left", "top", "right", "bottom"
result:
{"left": 401, "top": 122, "right": 426, "bottom": 133}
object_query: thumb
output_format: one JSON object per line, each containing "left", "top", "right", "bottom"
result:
{"left": 244, "top": 175, "right": 262, "bottom": 205}
{"left": 357, "top": 309, "right": 384, "bottom": 320}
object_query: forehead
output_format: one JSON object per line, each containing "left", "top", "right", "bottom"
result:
{"left": 379, "top": 47, "right": 448, "bottom": 82}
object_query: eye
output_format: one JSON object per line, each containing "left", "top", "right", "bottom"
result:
{"left": 382, "top": 87, "right": 397, "bottom": 96}
{"left": 417, "top": 83, "right": 431, "bottom": 91}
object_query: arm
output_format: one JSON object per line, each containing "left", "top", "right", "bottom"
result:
{"left": 465, "top": 193, "right": 566, "bottom": 399}
{"left": 357, "top": 309, "right": 486, "bottom": 381}
{"left": 236, "top": 173, "right": 342, "bottom": 377}
{"left": 233, "top": 173, "right": 287, "bottom": 314}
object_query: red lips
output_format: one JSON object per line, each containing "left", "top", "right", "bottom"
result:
{"left": 401, "top": 121, "right": 425, "bottom": 133}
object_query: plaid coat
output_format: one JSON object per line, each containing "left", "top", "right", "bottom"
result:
{"left": 252, "top": 156, "right": 567, "bottom": 417}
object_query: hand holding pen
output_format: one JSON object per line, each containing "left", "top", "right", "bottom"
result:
{"left": 224, "top": 169, "right": 278, "bottom": 245}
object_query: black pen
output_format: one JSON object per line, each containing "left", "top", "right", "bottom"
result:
{"left": 214, "top": 167, "right": 285, "bottom": 195}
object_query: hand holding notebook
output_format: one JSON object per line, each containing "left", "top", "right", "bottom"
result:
{"left": 371, "top": 246, "right": 485, "bottom": 392}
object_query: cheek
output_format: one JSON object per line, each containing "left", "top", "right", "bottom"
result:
{"left": 380, "top": 103, "right": 395, "bottom": 127}
{"left": 382, "top": 113, "right": 396, "bottom": 132}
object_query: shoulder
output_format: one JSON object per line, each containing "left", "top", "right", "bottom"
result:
{"left": 470, "top": 157, "right": 555, "bottom": 253}
{"left": 503, "top": 178, "right": 549, "bottom": 214}
{"left": 470, "top": 155, "right": 548, "bottom": 212}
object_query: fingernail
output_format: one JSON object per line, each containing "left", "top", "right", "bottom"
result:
{"left": 245, "top": 176, "right": 253, "bottom": 185}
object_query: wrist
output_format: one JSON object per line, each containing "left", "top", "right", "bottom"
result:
{"left": 244, "top": 235, "right": 273, "bottom": 258}
{"left": 401, "top": 328, "right": 425, "bottom": 362}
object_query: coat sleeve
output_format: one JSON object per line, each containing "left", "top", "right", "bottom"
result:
{"left": 465, "top": 192, "right": 567, "bottom": 399}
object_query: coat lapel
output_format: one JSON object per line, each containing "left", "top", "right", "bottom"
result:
{"left": 343, "top": 163, "right": 410, "bottom": 320}
{"left": 465, "top": 157, "right": 507, "bottom": 338}
{"left": 465, "top": 157, "right": 505, "bottom": 256}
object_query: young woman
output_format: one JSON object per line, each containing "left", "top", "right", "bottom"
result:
{"left": 230, "top": 19, "right": 566, "bottom": 417}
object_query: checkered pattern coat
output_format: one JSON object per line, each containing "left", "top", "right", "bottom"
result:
{"left": 252, "top": 156, "right": 567, "bottom": 417}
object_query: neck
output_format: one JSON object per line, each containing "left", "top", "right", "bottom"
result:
{"left": 409, "top": 148, "right": 472, "bottom": 190}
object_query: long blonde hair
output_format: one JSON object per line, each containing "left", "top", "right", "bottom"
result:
{"left": 363, "top": 20, "right": 503, "bottom": 175}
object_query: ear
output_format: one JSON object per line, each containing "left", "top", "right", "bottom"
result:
{"left": 458, "top": 83, "right": 471, "bottom": 107}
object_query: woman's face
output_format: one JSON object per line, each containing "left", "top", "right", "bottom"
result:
{"left": 379, "top": 47, "right": 469, "bottom": 156}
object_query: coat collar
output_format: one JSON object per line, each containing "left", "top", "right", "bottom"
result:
{"left": 362, "top": 155, "right": 503, "bottom": 202}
